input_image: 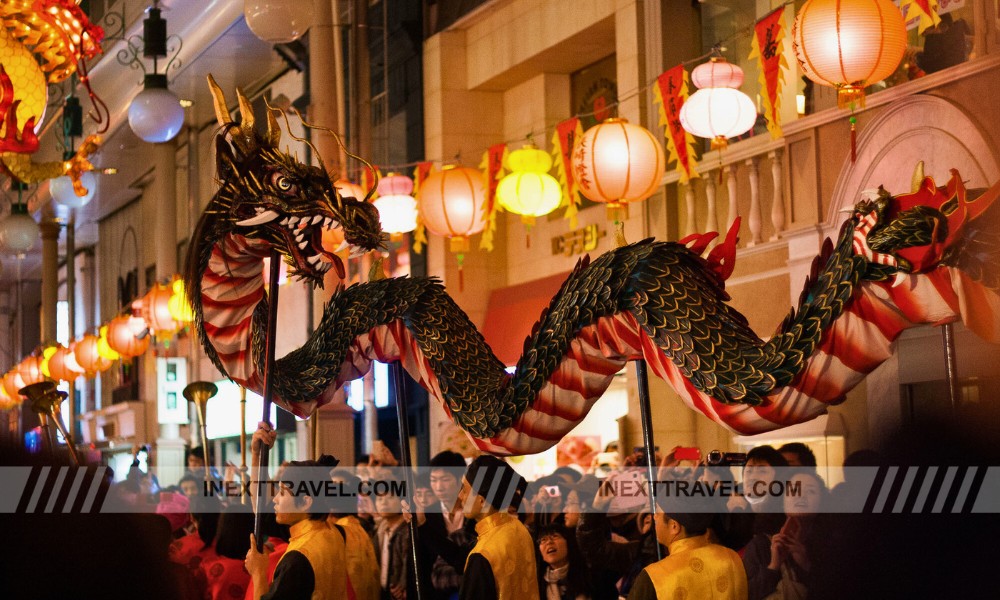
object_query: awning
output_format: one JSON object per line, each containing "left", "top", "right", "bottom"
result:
{"left": 482, "top": 271, "right": 571, "bottom": 366}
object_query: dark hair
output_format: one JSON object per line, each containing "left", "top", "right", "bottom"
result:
{"left": 281, "top": 455, "right": 341, "bottom": 520}
{"left": 189, "top": 494, "right": 222, "bottom": 547}
{"left": 430, "top": 450, "right": 467, "bottom": 471}
{"left": 178, "top": 474, "right": 199, "bottom": 487}
{"left": 464, "top": 455, "right": 525, "bottom": 512}
{"left": 534, "top": 523, "right": 594, "bottom": 599}
{"left": 552, "top": 466, "right": 582, "bottom": 484}
{"left": 414, "top": 469, "right": 431, "bottom": 490}
{"left": 214, "top": 503, "right": 255, "bottom": 559}
{"left": 188, "top": 445, "right": 212, "bottom": 461}
{"left": 654, "top": 494, "right": 717, "bottom": 536}
{"left": 779, "top": 442, "right": 818, "bottom": 467}
{"left": 746, "top": 445, "right": 789, "bottom": 468}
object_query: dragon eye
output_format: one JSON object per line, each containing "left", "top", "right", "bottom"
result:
{"left": 273, "top": 173, "right": 294, "bottom": 192}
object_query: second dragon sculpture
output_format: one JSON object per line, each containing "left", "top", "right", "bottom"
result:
{"left": 188, "top": 78, "right": 999, "bottom": 455}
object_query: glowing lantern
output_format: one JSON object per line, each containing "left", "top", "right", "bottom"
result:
{"left": 792, "top": 0, "right": 907, "bottom": 109}
{"left": 72, "top": 334, "right": 113, "bottom": 375}
{"left": 17, "top": 355, "right": 47, "bottom": 386}
{"left": 136, "top": 282, "right": 180, "bottom": 342}
{"left": 571, "top": 118, "right": 665, "bottom": 222}
{"left": 0, "top": 385, "right": 13, "bottom": 410}
{"left": 374, "top": 173, "right": 417, "bottom": 237}
{"left": 496, "top": 145, "right": 563, "bottom": 224}
{"left": 106, "top": 314, "right": 150, "bottom": 358}
{"left": 97, "top": 325, "right": 120, "bottom": 361}
{"left": 419, "top": 166, "right": 488, "bottom": 252}
{"left": 680, "top": 59, "right": 757, "bottom": 150}
{"left": 167, "top": 278, "right": 195, "bottom": 323}
{"left": 2, "top": 369, "right": 26, "bottom": 399}
{"left": 0, "top": 28, "right": 47, "bottom": 146}
{"left": 45, "top": 344, "right": 84, "bottom": 382}
{"left": 334, "top": 179, "right": 365, "bottom": 201}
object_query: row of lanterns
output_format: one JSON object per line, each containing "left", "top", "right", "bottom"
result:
{"left": 0, "top": 277, "right": 194, "bottom": 409}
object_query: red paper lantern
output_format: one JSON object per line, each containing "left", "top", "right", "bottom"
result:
{"left": 72, "top": 334, "right": 113, "bottom": 375}
{"left": 106, "top": 315, "right": 150, "bottom": 358}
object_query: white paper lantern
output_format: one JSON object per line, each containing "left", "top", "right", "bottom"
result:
{"left": 50, "top": 171, "right": 97, "bottom": 209}
{"left": 244, "top": 0, "right": 314, "bottom": 44}
{"left": 679, "top": 87, "right": 757, "bottom": 144}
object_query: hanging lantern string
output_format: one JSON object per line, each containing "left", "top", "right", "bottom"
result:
{"left": 342, "top": 2, "right": 804, "bottom": 180}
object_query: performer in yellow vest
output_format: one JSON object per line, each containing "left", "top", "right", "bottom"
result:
{"left": 246, "top": 424, "right": 350, "bottom": 600}
{"left": 458, "top": 455, "right": 536, "bottom": 600}
{"left": 628, "top": 493, "right": 747, "bottom": 600}
{"left": 329, "top": 468, "right": 381, "bottom": 600}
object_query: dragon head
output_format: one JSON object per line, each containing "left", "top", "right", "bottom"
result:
{"left": 203, "top": 75, "right": 385, "bottom": 285}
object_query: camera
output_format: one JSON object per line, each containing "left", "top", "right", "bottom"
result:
{"left": 706, "top": 450, "right": 747, "bottom": 467}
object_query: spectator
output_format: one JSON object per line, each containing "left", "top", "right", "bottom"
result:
{"left": 917, "top": 13, "right": 972, "bottom": 74}
{"left": 562, "top": 476, "right": 599, "bottom": 529}
{"left": 535, "top": 523, "right": 598, "bottom": 600}
{"left": 764, "top": 471, "right": 828, "bottom": 600}
{"left": 726, "top": 445, "right": 788, "bottom": 551}
{"left": 372, "top": 490, "right": 412, "bottom": 600}
{"left": 778, "top": 442, "right": 817, "bottom": 469}
{"left": 329, "top": 468, "right": 380, "bottom": 600}
{"left": 205, "top": 503, "right": 254, "bottom": 600}
{"left": 179, "top": 474, "right": 201, "bottom": 499}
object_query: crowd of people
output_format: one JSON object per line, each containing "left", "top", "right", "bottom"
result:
{"left": 3, "top": 420, "right": 997, "bottom": 600}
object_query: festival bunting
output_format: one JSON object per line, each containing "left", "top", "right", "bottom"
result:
{"left": 899, "top": 0, "right": 941, "bottom": 33}
{"left": 411, "top": 161, "right": 434, "bottom": 254}
{"left": 653, "top": 65, "right": 699, "bottom": 184}
{"left": 748, "top": 6, "right": 788, "bottom": 140}
{"left": 551, "top": 117, "right": 584, "bottom": 229}
{"left": 478, "top": 143, "right": 507, "bottom": 252}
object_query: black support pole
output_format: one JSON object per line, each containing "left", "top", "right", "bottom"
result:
{"left": 633, "top": 358, "right": 663, "bottom": 561}
{"left": 254, "top": 251, "right": 282, "bottom": 552}
{"left": 392, "top": 361, "right": 424, "bottom": 600}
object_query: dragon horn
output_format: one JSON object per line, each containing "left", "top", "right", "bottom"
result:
{"left": 911, "top": 161, "right": 925, "bottom": 192}
{"left": 207, "top": 74, "right": 232, "bottom": 127}
{"left": 262, "top": 97, "right": 282, "bottom": 147}
{"left": 237, "top": 88, "right": 255, "bottom": 137}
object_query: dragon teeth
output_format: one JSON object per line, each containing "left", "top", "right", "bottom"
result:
{"left": 280, "top": 217, "right": 289, "bottom": 226}
{"left": 312, "top": 215, "right": 323, "bottom": 225}
{"left": 334, "top": 240, "right": 350, "bottom": 253}
{"left": 349, "top": 245, "right": 368, "bottom": 258}
{"left": 295, "top": 232, "right": 305, "bottom": 243}
{"left": 298, "top": 240, "right": 309, "bottom": 250}
{"left": 307, "top": 254, "right": 323, "bottom": 265}
{"left": 323, "top": 217, "right": 333, "bottom": 229}
{"left": 288, "top": 216, "right": 300, "bottom": 226}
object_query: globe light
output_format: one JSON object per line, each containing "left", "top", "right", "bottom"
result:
{"left": 128, "top": 75, "right": 184, "bottom": 143}
{"left": 50, "top": 170, "right": 97, "bottom": 209}
{"left": 244, "top": 0, "right": 315, "bottom": 44}
{"left": 0, "top": 204, "right": 40, "bottom": 254}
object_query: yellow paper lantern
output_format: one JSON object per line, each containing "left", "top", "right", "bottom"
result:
{"left": 792, "top": 0, "right": 907, "bottom": 108}
{"left": 496, "top": 145, "right": 563, "bottom": 225}
{"left": 106, "top": 314, "right": 150, "bottom": 358}
{"left": 168, "top": 278, "right": 195, "bottom": 323}
{"left": 97, "top": 325, "right": 121, "bottom": 361}
{"left": 73, "top": 334, "right": 113, "bottom": 375}
{"left": 0, "top": 28, "right": 47, "bottom": 142}
{"left": 418, "top": 166, "right": 488, "bottom": 254}
{"left": 571, "top": 118, "right": 665, "bottom": 222}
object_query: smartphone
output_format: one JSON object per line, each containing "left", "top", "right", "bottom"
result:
{"left": 542, "top": 485, "right": 562, "bottom": 498}
{"left": 674, "top": 447, "right": 701, "bottom": 461}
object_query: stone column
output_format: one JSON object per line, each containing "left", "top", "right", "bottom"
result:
{"left": 39, "top": 220, "right": 61, "bottom": 343}
{"left": 153, "top": 138, "right": 185, "bottom": 485}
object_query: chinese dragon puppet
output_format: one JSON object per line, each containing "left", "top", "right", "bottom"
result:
{"left": 188, "top": 78, "right": 1000, "bottom": 456}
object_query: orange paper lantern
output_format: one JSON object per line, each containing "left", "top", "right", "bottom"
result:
{"left": 136, "top": 283, "right": 180, "bottom": 342}
{"left": 72, "top": 334, "right": 113, "bottom": 375}
{"left": 792, "top": 0, "right": 907, "bottom": 108}
{"left": 417, "top": 166, "right": 488, "bottom": 254}
{"left": 17, "top": 355, "right": 46, "bottom": 387}
{"left": 2, "top": 369, "right": 26, "bottom": 399}
{"left": 106, "top": 314, "right": 150, "bottom": 358}
{"left": 571, "top": 118, "right": 665, "bottom": 222}
{"left": 46, "top": 344, "right": 85, "bottom": 382}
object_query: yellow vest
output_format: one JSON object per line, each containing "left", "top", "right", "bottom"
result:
{"left": 644, "top": 535, "right": 748, "bottom": 600}
{"left": 336, "top": 515, "right": 381, "bottom": 600}
{"left": 465, "top": 512, "right": 539, "bottom": 600}
{"left": 282, "top": 518, "right": 349, "bottom": 600}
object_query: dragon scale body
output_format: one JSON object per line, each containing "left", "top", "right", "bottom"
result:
{"left": 188, "top": 80, "right": 1000, "bottom": 456}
